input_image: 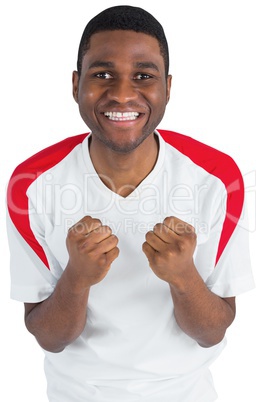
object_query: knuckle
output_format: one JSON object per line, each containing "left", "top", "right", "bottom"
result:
{"left": 102, "top": 225, "right": 112, "bottom": 234}
{"left": 190, "top": 231, "right": 197, "bottom": 241}
{"left": 177, "top": 241, "right": 186, "bottom": 252}
{"left": 92, "top": 218, "right": 102, "bottom": 226}
{"left": 163, "top": 216, "right": 173, "bottom": 226}
{"left": 89, "top": 219, "right": 102, "bottom": 231}
{"left": 111, "top": 234, "right": 119, "bottom": 245}
{"left": 186, "top": 223, "right": 195, "bottom": 234}
{"left": 142, "top": 242, "right": 149, "bottom": 255}
{"left": 68, "top": 222, "right": 83, "bottom": 236}
{"left": 164, "top": 247, "right": 176, "bottom": 260}
{"left": 153, "top": 223, "right": 163, "bottom": 234}
{"left": 97, "top": 255, "right": 108, "bottom": 269}
{"left": 69, "top": 216, "right": 98, "bottom": 236}
{"left": 145, "top": 230, "right": 153, "bottom": 241}
{"left": 67, "top": 227, "right": 75, "bottom": 239}
{"left": 114, "top": 245, "right": 120, "bottom": 254}
{"left": 153, "top": 253, "right": 164, "bottom": 268}
{"left": 185, "top": 227, "right": 197, "bottom": 242}
{"left": 112, "top": 247, "right": 120, "bottom": 259}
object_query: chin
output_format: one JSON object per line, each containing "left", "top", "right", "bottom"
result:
{"left": 99, "top": 134, "right": 151, "bottom": 154}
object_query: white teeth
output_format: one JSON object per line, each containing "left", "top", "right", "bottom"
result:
{"left": 104, "top": 111, "right": 140, "bottom": 121}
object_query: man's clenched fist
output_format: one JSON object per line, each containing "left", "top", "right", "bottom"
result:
{"left": 142, "top": 216, "right": 197, "bottom": 286}
{"left": 66, "top": 216, "right": 119, "bottom": 290}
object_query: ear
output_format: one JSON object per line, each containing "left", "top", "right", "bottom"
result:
{"left": 72, "top": 71, "right": 79, "bottom": 103}
{"left": 166, "top": 74, "right": 172, "bottom": 104}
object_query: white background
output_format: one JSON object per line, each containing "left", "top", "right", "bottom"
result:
{"left": 0, "top": 0, "right": 260, "bottom": 401}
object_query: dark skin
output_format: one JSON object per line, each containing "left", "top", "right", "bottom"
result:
{"left": 24, "top": 30, "right": 235, "bottom": 353}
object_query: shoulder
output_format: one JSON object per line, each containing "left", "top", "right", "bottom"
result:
{"left": 158, "top": 129, "right": 243, "bottom": 189}
{"left": 9, "top": 133, "right": 88, "bottom": 179}
{"left": 7, "top": 133, "right": 89, "bottom": 216}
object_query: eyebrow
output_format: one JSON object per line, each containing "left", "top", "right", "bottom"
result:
{"left": 88, "top": 61, "right": 115, "bottom": 69}
{"left": 134, "top": 62, "right": 159, "bottom": 72}
{"left": 88, "top": 61, "right": 159, "bottom": 71}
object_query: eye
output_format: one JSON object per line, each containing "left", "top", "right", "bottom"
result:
{"left": 95, "top": 72, "right": 113, "bottom": 79}
{"left": 134, "top": 73, "right": 152, "bottom": 80}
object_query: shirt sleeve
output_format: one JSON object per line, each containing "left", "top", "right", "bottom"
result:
{"left": 6, "top": 164, "right": 61, "bottom": 303}
{"left": 7, "top": 211, "right": 58, "bottom": 302}
{"left": 205, "top": 200, "right": 255, "bottom": 298}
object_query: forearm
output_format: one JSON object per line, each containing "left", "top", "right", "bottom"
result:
{"left": 24, "top": 216, "right": 119, "bottom": 353}
{"left": 170, "top": 266, "right": 236, "bottom": 348}
{"left": 25, "top": 267, "right": 90, "bottom": 353}
{"left": 143, "top": 217, "right": 236, "bottom": 347}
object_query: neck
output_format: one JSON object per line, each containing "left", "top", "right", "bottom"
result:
{"left": 89, "top": 133, "right": 159, "bottom": 197}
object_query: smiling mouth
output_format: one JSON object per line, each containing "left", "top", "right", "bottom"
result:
{"left": 104, "top": 111, "right": 140, "bottom": 121}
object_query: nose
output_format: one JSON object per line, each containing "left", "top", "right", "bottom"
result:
{"left": 107, "top": 77, "right": 138, "bottom": 103}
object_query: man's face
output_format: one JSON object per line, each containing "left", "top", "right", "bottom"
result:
{"left": 73, "top": 30, "right": 172, "bottom": 153}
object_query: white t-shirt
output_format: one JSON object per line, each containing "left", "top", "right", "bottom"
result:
{"left": 7, "top": 130, "right": 255, "bottom": 402}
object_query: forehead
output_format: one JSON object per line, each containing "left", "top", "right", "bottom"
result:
{"left": 82, "top": 30, "right": 164, "bottom": 68}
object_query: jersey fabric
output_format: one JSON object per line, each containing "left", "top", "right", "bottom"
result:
{"left": 7, "top": 130, "right": 255, "bottom": 402}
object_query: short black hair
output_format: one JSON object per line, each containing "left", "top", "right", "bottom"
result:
{"left": 76, "top": 5, "right": 169, "bottom": 77}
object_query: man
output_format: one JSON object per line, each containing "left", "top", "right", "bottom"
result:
{"left": 7, "top": 5, "right": 254, "bottom": 402}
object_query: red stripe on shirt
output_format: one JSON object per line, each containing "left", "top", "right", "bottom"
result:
{"left": 159, "top": 129, "right": 244, "bottom": 265}
{"left": 7, "top": 134, "right": 88, "bottom": 269}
